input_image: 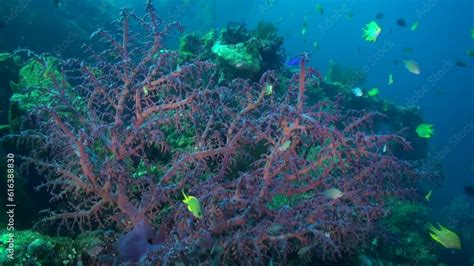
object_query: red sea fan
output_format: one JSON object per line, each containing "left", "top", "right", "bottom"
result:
{"left": 15, "top": 1, "right": 433, "bottom": 264}
{"left": 18, "top": 2, "right": 228, "bottom": 236}
{"left": 145, "top": 57, "right": 431, "bottom": 264}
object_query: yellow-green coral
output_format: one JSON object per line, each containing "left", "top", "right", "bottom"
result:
{"left": 0, "top": 230, "right": 75, "bottom": 265}
{"left": 17, "top": 56, "right": 62, "bottom": 88}
{"left": 10, "top": 57, "right": 62, "bottom": 111}
{"left": 211, "top": 42, "right": 261, "bottom": 72}
{"left": 10, "top": 56, "right": 85, "bottom": 114}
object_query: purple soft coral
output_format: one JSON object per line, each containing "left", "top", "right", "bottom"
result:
{"left": 117, "top": 220, "right": 157, "bottom": 262}
{"left": 18, "top": 1, "right": 435, "bottom": 264}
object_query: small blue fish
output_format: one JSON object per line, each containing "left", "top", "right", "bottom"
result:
{"left": 286, "top": 56, "right": 301, "bottom": 66}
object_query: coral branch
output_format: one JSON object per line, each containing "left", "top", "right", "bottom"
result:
{"left": 15, "top": 2, "right": 434, "bottom": 264}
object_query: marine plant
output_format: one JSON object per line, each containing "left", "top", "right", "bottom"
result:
{"left": 12, "top": 1, "right": 434, "bottom": 264}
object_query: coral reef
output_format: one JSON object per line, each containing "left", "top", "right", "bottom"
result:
{"left": 437, "top": 196, "right": 474, "bottom": 263}
{"left": 325, "top": 60, "right": 367, "bottom": 87}
{"left": 308, "top": 61, "right": 429, "bottom": 160}
{"left": 0, "top": 53, "right": 20, "bottom": 131}
{"left": 378, "top": 200, "right": 438, "bottom": 265}
{"left": 10, "top": 56, "right": 66, "bottom": 112}
{"left": 0, "top": 229, "right": 75, "bottom": 265}
{"left": 179, "top": 21, "right": 284, "bottom": 80}
{"left": 177, "top": 25, "right": 429, "bottom": 162}
{"left": 6, "top": 2, "right": 437, "bottom": 265}
{"left": 211, "top": 41, "right": 262, "bottom": 73}
{"left": 352, "top": 200, "right": 440, "bottom": 265}
{"left": 0, "top": 229, "right": 116, "bottom": 265}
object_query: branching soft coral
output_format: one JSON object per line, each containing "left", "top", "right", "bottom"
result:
{"left": 145, "top": 58, "right": 432, "bottom": 264}
{"left": 13, "top": 1, "right": 435, "bottom": 264}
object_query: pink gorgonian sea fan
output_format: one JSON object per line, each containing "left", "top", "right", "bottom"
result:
{"left": 11, "top": 1, "right": 435, "bottom": 264}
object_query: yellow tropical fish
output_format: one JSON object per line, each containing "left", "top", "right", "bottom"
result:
{"left": 362, "top": 21, "right": 382, "bottom": 42}
{"left": 404, "top": 60, "right": 421, "bottom": 75}
{"left": 322, "top": 188, "right": 344, "bottom": 199}
{"left": 182, "top": 191, "right": 203, "bottom": 219}
{"left": 428, "top": 223, "right": 461, "bottom": 249}
{"left": 367, "top": 88, "right": 379, "bottom": 97}
{"left": 279, "top": 140, "right": 292, "bottom": 151}
{"left": 416, "top": 123, "right": 434, "bottom": 138}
